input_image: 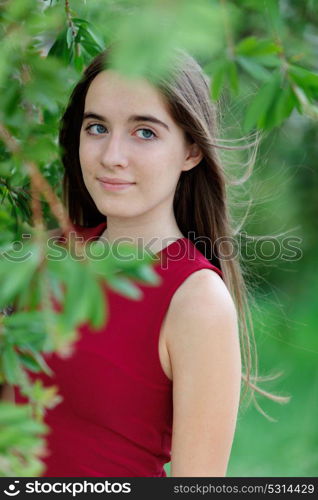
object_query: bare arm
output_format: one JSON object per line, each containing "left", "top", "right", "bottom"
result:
{"left": 165, "top": 269, "right": 241, "bottom": 477}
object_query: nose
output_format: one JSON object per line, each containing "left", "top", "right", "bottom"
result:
{"left": 99, "top": 132, "right": 129, "bottom": 169}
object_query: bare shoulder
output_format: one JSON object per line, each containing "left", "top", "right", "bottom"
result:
{"left": 166, "top": 268, "right": 237, "bottom": 336}
{"left": 164, "top": 266, "right": 240, "bottom": 377}
{"left": 164, "top": 268, "right": 242, "bottom": 476}
{"left": 176, "top": 267, "right": 230, "bottom": 301}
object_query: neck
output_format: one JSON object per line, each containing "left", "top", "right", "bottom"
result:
{"left": 98, "top": 205, "right": 185, "bottom": 255}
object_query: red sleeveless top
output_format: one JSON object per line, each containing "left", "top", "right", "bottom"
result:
{"left": 14, "top": 222, "right": 223, "bottom": 477}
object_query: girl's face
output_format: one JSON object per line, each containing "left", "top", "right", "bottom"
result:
{"left": 79, "top": 69, "right": 202, "bottom": 220}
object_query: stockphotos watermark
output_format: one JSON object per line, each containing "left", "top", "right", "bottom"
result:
{"left": 3, "top": 479, "right": 132, "bottom": 496}
{"left": 0, "top": 230, "right": 303, "bottom": 263}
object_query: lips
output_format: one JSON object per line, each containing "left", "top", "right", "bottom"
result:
{"left": 97, "top": 176, "right": 135, "bottom": 185}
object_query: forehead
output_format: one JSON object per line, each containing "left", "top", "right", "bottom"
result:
{"left": 84, "top": 69, "right": 171, "bottom": 118}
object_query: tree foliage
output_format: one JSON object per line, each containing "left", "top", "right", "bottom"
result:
{"left": 0, "top": 0, "right": 317, "bottom": 476}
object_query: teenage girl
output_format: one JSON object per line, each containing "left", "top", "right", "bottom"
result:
{"left": 5, "top": 45, "right": 286, "bottom": 477}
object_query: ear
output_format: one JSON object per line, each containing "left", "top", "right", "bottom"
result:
{"left": 182, "top": 142, "right": 204, "bottom": 172}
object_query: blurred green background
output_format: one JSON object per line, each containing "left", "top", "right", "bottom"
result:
{"left": 227, "top": 119, "right": 318, "bottom": 477}
{"left": 0, "top": 0, "right": 317, "bottom": 477}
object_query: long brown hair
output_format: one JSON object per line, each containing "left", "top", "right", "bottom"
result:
{"left": 59, "top": 45, "right": 291, "bottom": 419}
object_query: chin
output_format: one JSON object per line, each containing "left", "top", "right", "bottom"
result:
{"left": 94, "top": 203, "right": 137, "bottom": 219}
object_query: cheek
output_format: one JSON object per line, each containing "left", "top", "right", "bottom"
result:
{"left": 153, "top": 142, "right": 185, "bottom": 172}
{"left": 140, "top": 167, "right": 178, "bottom": 197}
{"left": 139, "top": 145, "right": 182, "bottom": 184}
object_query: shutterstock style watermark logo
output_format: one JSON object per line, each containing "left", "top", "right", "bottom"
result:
{"left": 2, "top": 480, "right": 132, "bottom": 497}
{"left": 0, "top": 230, "right": 303, "bottom": 264}
{"left": 26, "top": 480, "right": 132, "bottom": 495}
{"left": 3, "top": 480, "right": 20, "bottom": 496}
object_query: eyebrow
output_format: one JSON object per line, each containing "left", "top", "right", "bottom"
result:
{"left": 82, "top": 111, "right": 170, "bottom": 132}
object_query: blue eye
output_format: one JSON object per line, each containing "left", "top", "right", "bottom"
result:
{"left": 85, "top": 123, "right": 106, "bottom": 135}
{"left": 136, "top": 128, "right": 156, "bottom": 140}
{"left": 84, "top": 124, "right": 156, "bottom": 140}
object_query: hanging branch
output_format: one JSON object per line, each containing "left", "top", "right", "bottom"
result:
{"left": 220, "top": 0, "right": 235, "bottom": 60}
{"left": 0, "top": 124, "right": 74, "bottom": 237}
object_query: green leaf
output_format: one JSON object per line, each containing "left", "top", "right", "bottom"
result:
{"left": 108, "top": 242, "right": 155, "bottom": 271}
{"left": 47, "top": 29, "right": 70, "bottom": 63}
{"left": 106, "top": 275, "right": 143, "bottom": 300}
{"left": 291, "top": 85, "right": 318, "bottom": 120}
{"left": 66, "top": 26, "right": 74, "bottom": 49}
{"left": 23, "top": 135, "right": 57, "bottom": 164}
{"left": 46, "top": 269, "right": 64, "bottom": 304}
{"left": 209, "top": 59, "right": 239, "bottom": 98}
{"left": 210, "top": 61, "right": 227, "bottom": 100}
{"left": 86, "top": 278, "right": 106, "bottom": 329}
{"left": 251, "top": 54, "right": 281, "bottom": 67}
{"left": 71, "top": 17, "right": 90, "bottom": 27}
{"left": 271, "top": 83, "right": 297, "bottom": 128}
{"left": 3, "top": 311, "right": 47, "bottom": 355}
{"left": 84, "top": 26, "right": 104, "bottom": 50}
{"left": 19, "top": 352, "right": 43, "bottom": 373}
{"left": 2, "top": 345, "right": 23, "bottom": 384}
{"left": 0, "top": 248, "right": 40, "bottom": 308}
{"left": 1, "top": 79, "right": 22, "bottom": 116}
{"left": 59, "top": 253, "right": 114, "bottom": 331}
{"left": 237, "top": 56, "right": 270, "bottom": 82}
{"left": 243, "top": 71, "right": 281, "bottom": 132}
{"left": 122, "top": 264, "right": 162, "bottom": 286}
{"left": 0, "top": 402, "right": 33, "bottom": 425}
{"left": 227, "top": 60, "right": 239, "bottom": 95}
{"left": 263, "top": 0, "right": 283, "bottom": 34}
{"left": 3, "top": 310, "right": 43, "bottom": 329}
{"left": 4, "top": 0, "right": 35, "bottom": 22}
{"left": 236, "top": 36, "right": 280, "bottom": 57}
{"left": 13, "top": 193, "right": 31, "bottom": 222}
{"left": 74, "top": 52, "right": 85, "bottom": 72}
{"left": 14, "top": 273, "right": 41, "bottom": 312}
{"left": 288, "top": 65, "right": 318, "bottom": 101}
{"left": 76, "top": 25, "right": 104, "bottom": 57}
{"left": 62, "top": 260, "right": 92, "bottom": 329}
